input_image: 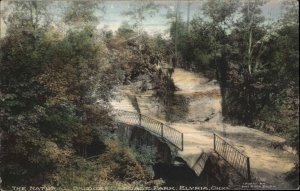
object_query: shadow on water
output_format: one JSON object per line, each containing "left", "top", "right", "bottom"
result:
{"left": 153, "top": 162, "right": 201, "bottom": 186}
{"left": 153, "top": 158, "right": 226, "bottom": 187}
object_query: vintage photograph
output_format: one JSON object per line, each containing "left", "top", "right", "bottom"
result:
{"left": 0, "top": 0, "right": 299, "bottom": 190}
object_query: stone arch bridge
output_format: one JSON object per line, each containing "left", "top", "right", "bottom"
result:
{"left": 112, "top": 110, "right": 251, "bottom": 183}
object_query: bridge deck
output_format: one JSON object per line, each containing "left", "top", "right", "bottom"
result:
{"left": 169, "top": 122, "right": 295, "bottom": 188}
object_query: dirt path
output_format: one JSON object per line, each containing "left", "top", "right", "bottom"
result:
{"left": 110, "top": 68, "right": 296, "bottom": 189}
{"left": 171, "top": 69, "right": 296, "bottom": 188}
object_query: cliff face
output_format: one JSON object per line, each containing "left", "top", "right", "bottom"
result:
{"left": 171, "top": 68, "right": 222, "bottom": 123}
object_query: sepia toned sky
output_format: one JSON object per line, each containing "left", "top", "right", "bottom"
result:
{"left": 0, "top": 0, "right": 286, "bottom": 37}
{"left": 98, "top": 0, "right": 285, "bottom": 34}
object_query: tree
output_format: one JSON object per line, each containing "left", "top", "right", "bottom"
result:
{"left": 220, "top": 0, "right": 270, "bottom": 124}
{"left": 123, "top": 0, "right": 159, "bottom": 32}
{"left": 3, "top": 1, "right": 51, "bottom": 34}
{"left": 169, "top": 0, "right": 238, "bottom": 77}
{"left": 123, "top": 0, "right": 159, "bottom": 57}
{"left": 202, "top": 0, "right": 238, "bottom": 79}
{"left": 63, "top": 1, "right": 103, "bottom": 28}
{"left": 0, "top": 0, "right": 117, "bottom": 186}
{"left": 40, "top": 0, "right": 119, "bottom": 157}
{"left": 0, "top": 1, "right": 73, "bottom": 186}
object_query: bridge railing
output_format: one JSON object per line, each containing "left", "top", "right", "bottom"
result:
{"left": 162, "top": 124, "right": 183, "bottom": 151}
{"left": 113, "top": 110, "right": 183, "bottom": 151}
{"left": 213, "top": 133, "right": 251, "bottom": 182}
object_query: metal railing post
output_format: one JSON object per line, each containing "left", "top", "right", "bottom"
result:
{"left": 181, "top": 133, "right": 184, "bottom": 151}
{"left": 161, "top": 123, "right": 164, "bottom": 138}
{"left": 213, "top": 133, "right": 216, "bottom": 151}
{"left": 139, "top": 113, "right": 141, "bottom": 126}
{"left": 247, "top": 157, "right": 251, "bottom": 182}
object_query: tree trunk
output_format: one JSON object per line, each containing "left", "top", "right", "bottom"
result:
{"left": 248, "top": 28, "right": 252, "bottom": 75}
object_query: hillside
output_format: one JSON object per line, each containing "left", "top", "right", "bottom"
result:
{"left": 111, "top": 68, "right": 297, "bottom": 189}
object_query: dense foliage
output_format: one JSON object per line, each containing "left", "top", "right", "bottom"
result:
{"left": 0, "top": 0, "right": 298, "bottom": 188}
{"left": 0, "top": 1, "right": 164, "bottom": 187}
{"left": 171, "top": 0, "right": 299, "bottom": 140}
{"left": 170, "top": 0, "right": 298, "bottom": 185}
